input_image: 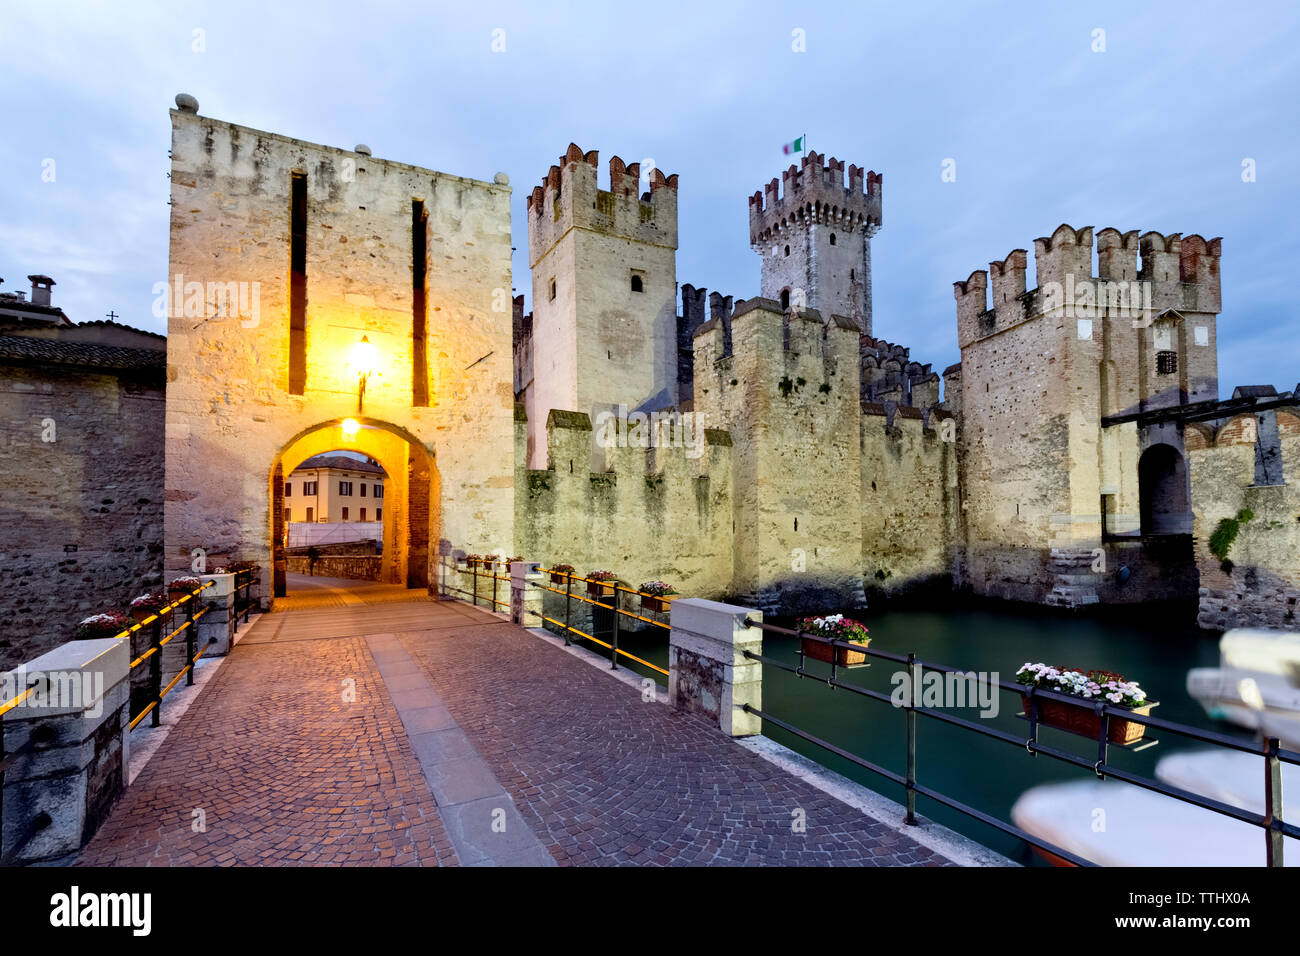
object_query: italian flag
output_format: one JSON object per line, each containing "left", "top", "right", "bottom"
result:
{"left": 782, "top": 135, "right": 805, "bottom": 155}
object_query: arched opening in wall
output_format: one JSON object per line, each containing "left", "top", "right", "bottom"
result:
{"left": 1138, "top": 443, "right": 1192, "bottom": 536}
{"left": 780, "top": 288, "right": 791, "bottom": 310}
{"left": 269, "top": 418, "right": 439, "bottom": 602}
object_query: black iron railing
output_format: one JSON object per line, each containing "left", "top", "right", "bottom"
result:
{"left": 441, "top": 559, "right": 513, "bottom": 612}
{"left": 742, "top": 618, "right": 1298, "bottom": 867}
{"left": 0, "top": 580, "right": 217, "bottom": 864}
{"left": 525, "top": 569, "right": 670, "bottom": 678}
{"left": 125, "top": 582, "right": 218, "bottom": 730}
{"left": 232, "top": 568, "right": 257, "bottom": 624}
{"left": 439, "top": 560, "right": 672, "bottom": 677}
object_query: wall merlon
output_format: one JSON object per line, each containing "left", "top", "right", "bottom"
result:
{"left": 1096, "top": 227, "right": 1140, "bottom": 280}
{"left": 989, "top": 249, "right": 1028, "bottom": 306}
{"left": 954, "top": 270, "right": 989, "bottom": 347}
{"left": 748, "top": 151, "right": 883, "bottom": 245}
{"left": 1032, "top": 224, "right": 1094, "bottom": 289}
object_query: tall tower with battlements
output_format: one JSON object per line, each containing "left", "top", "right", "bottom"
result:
{"left": 749, "top": 152, "right": 882, "bottom": 335}
{"left": 525, "top": 144, "right": 679, "bottom": 469}
{"left": 952, "top": 223, "right": 1222, "bottom": 607}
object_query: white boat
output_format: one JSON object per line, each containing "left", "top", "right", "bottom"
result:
{"left": 1187, "top": 628, "right": 1300, "bottom": 737}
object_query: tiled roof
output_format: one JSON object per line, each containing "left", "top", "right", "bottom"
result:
{"left": 74, "top": 319, "right": 166, "bottom": 341}
{"left": 0, "top": 333, "right": 165, "bottom": 371}
{"left": 293, "top": 454, "right": 385, "bottom": 475}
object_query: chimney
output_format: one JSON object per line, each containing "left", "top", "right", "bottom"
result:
{"left": 28, "top": 275, "right": 54, "bottom": 307}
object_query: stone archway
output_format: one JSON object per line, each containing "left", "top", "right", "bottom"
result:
{"left": 269, "top": 418, "right": 440, "bottom": 599}
{"left": 1138, "top": 442, "right": 1192, "bottom": 536}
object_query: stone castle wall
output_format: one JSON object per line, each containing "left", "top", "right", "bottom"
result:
{"left": 953, "top": 225, "right": 1223, "bottom": 605}
{"left": 513, "top": 407, "right": 734, "bottom": 600}
{"left": 0, "top": 362, "right": 164, "bottom": 669}
{"left": 693, "top": 300, "right": 867, "bottom": 610}
{"left": 860, "top": 406, "right": 959, "bottom": 600}
{"left": 1189, "top": 409, "right": 1300, "bottom": 629}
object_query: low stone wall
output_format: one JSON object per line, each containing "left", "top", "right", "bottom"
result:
{"left": 284, "top": 539, "right": 378, "bottom": 557}
{"left": 285, "top": 555, "right": 382, "bottom": 581}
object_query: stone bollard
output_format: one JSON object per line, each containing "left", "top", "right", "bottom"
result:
{"left": 0, "top": 637, "right": 131, "bottom": 864}
{"left": 668, "top": 598, "right": 763, "bottom": 737}
{"left": 196, "top": 573, "right": 237, "bottom": 657}
{"left": 510, "top": 562, "right": 544, "bottom": 626}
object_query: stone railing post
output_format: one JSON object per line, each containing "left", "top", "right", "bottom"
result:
{"left": 668, "top": 598, "right": 763, "bottom": 737}
{"left": 197, "top": 572, "right": 237, "bottom": 656}
{"left": 510, "top": 562, "right": 543, "bottom": 626}
{"left": 1, "top": 637, "right": 130, "bottom": 864}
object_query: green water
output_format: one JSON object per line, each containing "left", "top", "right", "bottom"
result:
{"left": 556, "top": 599, "right": 1245, "bottom": 863}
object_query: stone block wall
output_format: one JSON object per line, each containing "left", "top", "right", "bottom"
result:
{"left": 513, "top": 406, "right": 734, "bottom": 601}
{"left": 0, "top": 362, "right": 164, "bottom": 670}
{"left": 693, "top": 299, "right": 866, "bottom": 611}
{"left": 284, "top": 554, "right": 382, "bottom": 580}
{"left": 1189, "top": 408, "right": 1300, "bottom": 629}
{"left": 953, "top": 224, "right": 1222, "bottom": 605}
{"left": 860, "top": 407, "right": 959, "bottom": 599}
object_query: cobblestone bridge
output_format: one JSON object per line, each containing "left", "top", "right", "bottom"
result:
{"left": 77, "top": 575, "right": 957, "bottom": 866}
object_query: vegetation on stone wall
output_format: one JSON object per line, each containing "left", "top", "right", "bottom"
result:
{"left": 1209, "top": 508, "right": 1254, "bottom": 571}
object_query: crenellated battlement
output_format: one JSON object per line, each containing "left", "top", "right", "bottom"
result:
{"left": 747, "top": 150, "right": 882, "bottom": 246}
{"left": 526, "top": 143, "right": 678, "bottom": 266}
{"left": 860, "top": 334, "right": 939, "bottom": 407}
{"left": 955, "top": 222, "right": 1224, "bottom": 348}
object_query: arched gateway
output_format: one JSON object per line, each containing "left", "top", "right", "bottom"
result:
{"left": 162, "top": 100, "right": 515, "bottom": 604}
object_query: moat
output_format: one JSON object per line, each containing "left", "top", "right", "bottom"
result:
{"left": 576, "top": 599, "right": 1245, "bottom": 863}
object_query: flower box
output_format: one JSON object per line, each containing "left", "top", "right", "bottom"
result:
{"left": 587, "top": 580, "right": 616, "bottom": 598}
{"left": 640, "top": 594, "right": 677, "bottom": 614}
{"left": 797, "top": 614, "right": 871, "bottom": 668}
{"left": 130, "top": 607, "right": 158, "bottom": 624}
{"left": 1021, "top": 694, "right": 1155, "bottom": 745}
{"left": 1015, "top": 663, "right": 1153, "bottom": 745}
{"left": 550, "top": 572, "right": 569, "bottom": 584}
{"left": 801, "top": 636, "right": 870, "bottom": 667}
{"left": 549, "top": 564, "right": 575, "bottom": 584}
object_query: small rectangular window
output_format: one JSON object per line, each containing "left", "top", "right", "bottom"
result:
{"left": 360, "top": 484, "right": 367, "bottom": 497}
{"left": 306, "top": 507, "right": 315, "bottom": 523}
{"left": 285, "top": 507, "right": 292, "bottom": 523}
{"left": 302, "top": 481, "right": 318, "bottom": 495}
{"left": 376, "top": 508, "right": 382, "bottom": 521}
{"left": 360, "top": 508, "right": 367, "bottom": 522}
{"left": 1157, "top": 350, "right": 1178, "bottom": 375}
{"left": 549, "top": 278, "right": 557, "bottom": 301}
{"left": 339, "top": 481, "right": 353, "bottom": 496}
{"left": 374, "top": 484, "right": 384, "bottom": 499}
{"left": 342, "top": 507, "right": 349, "bottom": 521}
{"left": 284, "top": 483, "right": 292, "bottom": 497}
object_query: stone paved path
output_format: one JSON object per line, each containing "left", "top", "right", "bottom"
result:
{"left": 78, "top": 575, "right": 953, "bottom": 866}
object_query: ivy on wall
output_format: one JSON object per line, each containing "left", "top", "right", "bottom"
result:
{"left": 1208, "top": 508, "right": 1254, "bottom": 572}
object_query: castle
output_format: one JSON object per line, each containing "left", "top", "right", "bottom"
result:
{"left": 4, "top": 99, "right": 1295, "bottom": 675}
{"left": 512, "top": 142, "right": 1298, "bottom": 624}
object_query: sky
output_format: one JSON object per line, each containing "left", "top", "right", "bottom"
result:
{"left": 2, "top": 0, "right": 1297, "bottom": 393}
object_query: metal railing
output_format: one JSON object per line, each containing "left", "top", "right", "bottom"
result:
{"left": 0, "top": 580, "right": 217, "bottom": 864}
{"left": 741, "top": 619, "right": 1299, "bottom": 867}
{"left": 441, "top": 560, "right": 513, "bottom": 612}
{"left": 439, "top": 561, "right": 673, "bottom": 678}
{"left": 525, "top": 569, "right": 670, "bottom": 678}
{"left": 122, "top": 582, "right": 218, "bottom": 730}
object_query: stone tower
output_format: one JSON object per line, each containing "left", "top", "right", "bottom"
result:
{"left": 749, "top": 152, "right": 882, "bottom": 335}
{"left": 524, "top": 144, "right": 679, "bottom": 469}
{"left": 953, "top": 224, "right": 1222, "bottom": 606}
